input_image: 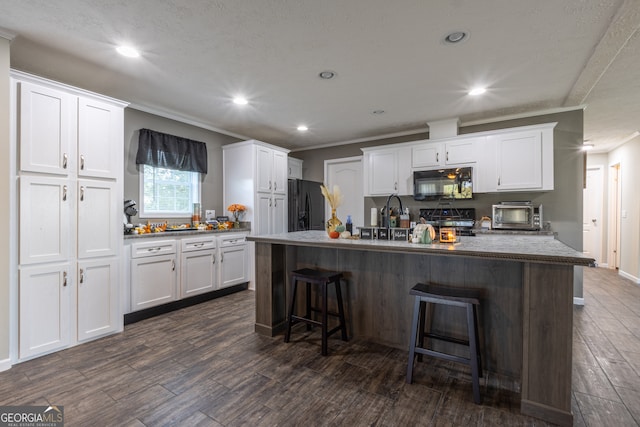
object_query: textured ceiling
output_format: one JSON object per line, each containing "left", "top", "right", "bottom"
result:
{"left": 1, "top": 0, "right": 638, "bottom": 152}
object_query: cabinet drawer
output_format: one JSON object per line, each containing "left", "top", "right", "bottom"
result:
{"left": 218, "top": 233, "right": 248, "bottom": 247}
{"left": 131, "top": 240, "right": 176, "bottom": 258}
{"left": 181, "top": 236, "right": 216, "bottom": 252}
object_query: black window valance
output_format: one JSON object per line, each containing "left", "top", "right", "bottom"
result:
{"left": 136, "top": 128, "right": 208, "bottom": 174}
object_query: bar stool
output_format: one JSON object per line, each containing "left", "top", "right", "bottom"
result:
{"left": 406, "top": 282, "right": 483, "bottom": 404}
{"left": 284, "top": 268, "right": 348, "bottom": 356}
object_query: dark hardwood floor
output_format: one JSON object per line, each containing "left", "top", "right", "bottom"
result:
{"left": 1, "top": 267, "right": 639, "bottom": 426}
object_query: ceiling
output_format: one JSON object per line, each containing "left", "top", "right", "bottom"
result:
{"left": 1, "top": 0, "right": 639, "bottom": 152}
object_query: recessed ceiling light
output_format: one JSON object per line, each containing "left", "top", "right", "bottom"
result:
{"left": 468, "top": 87, "right": 486, "bottom": 96}
{"left": 582, "top": 143, "right": 594, "bottom": 151}
{"left": 297, "top": 125, "right": 308, "bottom": 132}
{"left": 444, "top": 31, "right": 468, "bottom": 44}
{"left": 232, "top": 97, "right": 248, "bottom": 105}
{"left": 116, "top": 45, "right": 140, "bottom": 58}
{"left": 318, "top": 70, "right": 336, "bottom": 79}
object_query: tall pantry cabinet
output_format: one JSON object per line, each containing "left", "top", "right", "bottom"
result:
{"left": 11, "top": 71, "right": 127, "bottom": 361}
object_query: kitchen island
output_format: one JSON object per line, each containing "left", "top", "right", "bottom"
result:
{"left": 248, "top": 230, "right": 593, "bottom": 426}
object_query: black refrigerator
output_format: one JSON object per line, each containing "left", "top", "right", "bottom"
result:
{"left": 288, "top": 179, "right": 325, "bottom": 231}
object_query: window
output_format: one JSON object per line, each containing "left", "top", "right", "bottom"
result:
{"left": 139, "top": 165, "right": 200, "bottom": 218}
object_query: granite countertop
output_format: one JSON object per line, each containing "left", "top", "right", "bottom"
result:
{"left": 124, "top": 226, "right": 251, "bottom": 240}
{"left": 247, "top": 230, "right": 594, "bottom": 266}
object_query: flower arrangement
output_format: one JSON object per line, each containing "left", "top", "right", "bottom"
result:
{"left": 320, "top": 184, "right": 343, "bottom": 210}
{"left": 227, "top": 203, "right": 246, "bottom": 222}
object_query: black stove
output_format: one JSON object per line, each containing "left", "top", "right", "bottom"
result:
{"left": 419, "top": 207, "right": 476, "bottom": 235}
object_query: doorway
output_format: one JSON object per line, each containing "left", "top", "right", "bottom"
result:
{"left": 324, "top": 156, "right": 363, "bottom": 229}
{"left": 583, "top": 166, "right": 603, "bottom": 265}
{"left": 608, "top": 164, "right": 621, "bottom": 270}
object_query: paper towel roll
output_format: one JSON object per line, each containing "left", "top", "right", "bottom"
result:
{"left": 371, "top": 208, "right": 378, "bottom": 226}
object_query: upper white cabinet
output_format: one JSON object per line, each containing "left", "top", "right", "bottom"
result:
{"left": 479, "top": 123, "right": 555, "bottom": 192}
{"left": 412, "top": 137, "right": 481, "bottom": 169}
{"left": 12, "top": 71, "right": 127, "bottom": 361}
{"left": 223, "top": 140, "right": 290, "bottom": 236}
{"left": 18, "top": 82, "right": 74, "bottom": 176}
{"left": 288, "top": 157, "right": 303, "bottom": 179}
{"left": 362, "top": 146, "right": 412, "bottom": 196}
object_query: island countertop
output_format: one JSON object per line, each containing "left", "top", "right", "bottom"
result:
{"left": 247, "top": 230, "right": 594, "bottom": 266}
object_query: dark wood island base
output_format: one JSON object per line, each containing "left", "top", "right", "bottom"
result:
{"left": 249, "top": 231, "right": 593, "bottom": 426}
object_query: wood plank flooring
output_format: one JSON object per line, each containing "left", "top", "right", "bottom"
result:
{"left": 2, "top": 267, "right": 639, "bottom": 426}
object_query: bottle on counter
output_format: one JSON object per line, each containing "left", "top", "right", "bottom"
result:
{"left": 346, "top": 215, "right": 353, "bottom": 234}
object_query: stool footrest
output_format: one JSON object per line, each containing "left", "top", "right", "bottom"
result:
{"left": 414, "top": 347, "right": 471, "bottom": 366}
{"left": 424, "top": 332, "right": 470, "bottom": 347}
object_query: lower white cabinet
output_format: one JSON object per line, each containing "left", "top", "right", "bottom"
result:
{"left": 219, "top": 233, "right": 249, "bottom": 289}
{"left": 130, "top": 240, "right": 177, "bottom": 311}
{"left": 181, "top": 236, "right": 217, "bottom": 298}
{"left": 19, "top": 263, "right": 72, "bottom": 359}
{"left": 77, "top": 258, "right": 118, "bottom": 341}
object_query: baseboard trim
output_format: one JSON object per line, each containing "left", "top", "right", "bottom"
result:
{"left": 573, "top": 297, "right": 585, "bottom": 306}
{"left": 0, "top": 358, "right": 12, "bottom": 372}
{"left": 619, "top": 270, "right": 640, "bottom": 284}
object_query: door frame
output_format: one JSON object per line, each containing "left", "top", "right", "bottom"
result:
{"left": 608, "top": 163, "right": 621, "bottom": 270}
{"left": 583, "top": 165, "right": 603, "bottom": 265}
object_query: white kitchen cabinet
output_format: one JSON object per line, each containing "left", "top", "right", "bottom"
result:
{"left": 480, "top": 123, "right": 555, "bottom": 192}
{"left": 19, "top": 263, "right": 72, "bottom": 360}
{"left": 19, "top": 175, "right": 71, "bottom": 266}
{"left": 78, "top": 97, "right": 122, "bottom": 179}
{"left": 288, "top": 157, "right": 303, "bottom": 179}
{"left": 18, "top": 81, "right": 74, "bottom": 176}
{"left": 180, "top": 236, "right": 217, "bottom": 298}
{"left": 130, "top": 240, "right": 178, "bottom": 311}
{"left": 223, "top": 140, "right": 290, "bottom": 236}
{"left": 77, "top": 258, "right": 118, "bottom": 341}
{"left": 362, "top": 145, "right": 412, "bottom": 196}
{"left": 12, "top": 71, "right": 126, "bottom": 362}
{"left": 218, "top": 233, "right": 248, "bottom": 289}
{"left": 412, "top": 137, "right": 480, "bottom": 169}
{"left": 77, "top": 179, "right": 118, "bottom": 259}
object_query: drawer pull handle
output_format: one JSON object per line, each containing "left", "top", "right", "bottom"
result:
{"left": 172, "top": 260, "right": 175, "bottom": 271}
{"left": 80, "top": 186, "right": 85, "bottom": 201}
{"left": 63, "top": 153, "right": 68, "bottom": 169}
{"left": 79, "top": 268, "right": 84, "bottom": 284}
{"left": 63, "top": 271, "right": 68, "bottom": 287}
{"left": 212, "top": 255, "right": 216, "bottom": 264}
{"left": 80, "top": 154, "right": 85, "bottom": 170}
{"left": 62, "top": 185, "right": 67, "bottom": 201}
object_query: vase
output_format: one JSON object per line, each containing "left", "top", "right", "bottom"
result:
{"left": 326, "top": 208, "right": 342, "bottom": 236}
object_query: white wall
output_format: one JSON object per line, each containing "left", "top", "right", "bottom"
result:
{"left": 0, "top": 37, "right": 10, "bottom": 367}
{"left": 607, "top": 138, "right": 640, "bottom": 282}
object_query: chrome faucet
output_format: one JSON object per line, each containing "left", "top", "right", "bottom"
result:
{"left": 384, "top": 194, "right": 403, "bottom": 228}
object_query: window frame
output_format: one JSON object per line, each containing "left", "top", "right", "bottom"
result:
{"left": 138, "top": 164, "right": 201, "bottom": 219}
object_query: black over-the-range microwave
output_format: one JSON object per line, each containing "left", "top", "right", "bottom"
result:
{"left": 413, "top": 167, "right": 473, "bottom": 201}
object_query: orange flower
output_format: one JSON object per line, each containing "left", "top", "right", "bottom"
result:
{"left": 227, "top": 204, "right": 246, "bottom": 212}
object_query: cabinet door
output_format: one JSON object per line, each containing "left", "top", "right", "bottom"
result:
{"left": 19, "top": 263, "right": 71, "bottom": 359}
{"left": 19, "top": 176, "right": 71, "bottom": 265}
{"left": 131, "top": 255, "right": 177, "bottom": 311}
{"left": 78, "top": 97, "right": 122, "bottom": 179}
{"left": 494, "top": 131, "right": 543, "bottom": 190}
{"left": 412, "top": 142, "right": 442, "bottom": 168}
{"left": 367, "top": 150, "right": 398, "bottom": 195}
{"left": 272, "top": 150, "right": 287, "bottom": 194}
{"left": 219, "top": 245, "right": 248, "bottom": 288}
{"left": 256, "top": 146, "right": 273, "bottom": 193}
{"left": 77, "top": 179, "right": 118, "bottom": 259}
{"left": 19, "top": 81, "right": 74, "bottom": 175}
{"left": 445, "top": 138, "right": 480, "bottom": 165}
{"left": 272, "top": 194, "right": 287, "bottom": 234}
{"left": 77, "top": 258, "right": 118, "bottom": 341}
{"left": 255, "top": 192, "right": 272, "bottom": 235}
{"left": 181, "top": 249, "right": 217, "bottom": 297}
{"left": 288, "top": 157, "right": 303, "bottom": 179}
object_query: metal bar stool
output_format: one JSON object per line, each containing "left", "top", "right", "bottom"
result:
{"left": 406, "top": 282, "right": 483, "bottom": 404}
{"left": 284, "top": 268, "right": 348, "bottom": 356}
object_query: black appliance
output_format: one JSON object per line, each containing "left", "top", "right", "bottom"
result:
{"left": 419, "top": 207, "right": 476, "bottom": 236}
{"left": 288, "top": 179, "right": 325, "bottom": 231}
{"left": 413, "top": 167, "right": 473, "bottom": 201}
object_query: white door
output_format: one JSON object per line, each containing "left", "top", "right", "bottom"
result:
{"left": 325, "top": 156, "right": 364, "bottom": 230}
{"left": 272, "top": 194, "right": 287, "bottom": 234}
{"left": 368, "top": 150, "right": 398, "bottom": 195}
{"left": 77, "top": 258, "right": 118, "bottom": 341}
{"left": 256, "top": 146, "right": 273, "bottom": 193}
{"left": 583, "top": 166, "right": 603, "bottom": 265}
{"left": 181, "top": 249, "right": 217, "bottom": 297}
{"left": 19, "top": 263, "right": 72, "bottom": 359}
{"left": 494, "top": 130, "right": 543, "bottom": 190}
{"left": 272, "top": 151, "right": 287, "bottom": 194}
{"left": 19, "top": 176, "right": 71, "bottom": 265}
{"left": 255, "top": 192, "right": 272, "bottom": 235}
{"left": 77, "top": 179, "right": 118, "bottom": 258}
{"left": 219, "top": 245, "right": 248, "bottom": 288}
{"left": 19, "top": 81, "right": 74, "bottom": 175}
{"left": 131, "top": 255, "right": 177, "bottom": 311}
{"left": 78, "top": 97, "right": 121, "bottom": 179}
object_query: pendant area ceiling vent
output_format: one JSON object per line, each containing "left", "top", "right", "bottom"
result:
{"left": 427, "top": 118, "right": 460, "bottom": 139}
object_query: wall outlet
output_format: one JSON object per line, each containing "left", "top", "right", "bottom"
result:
{"left": 205, "top": 210, "right": 215, "bottom": 220}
